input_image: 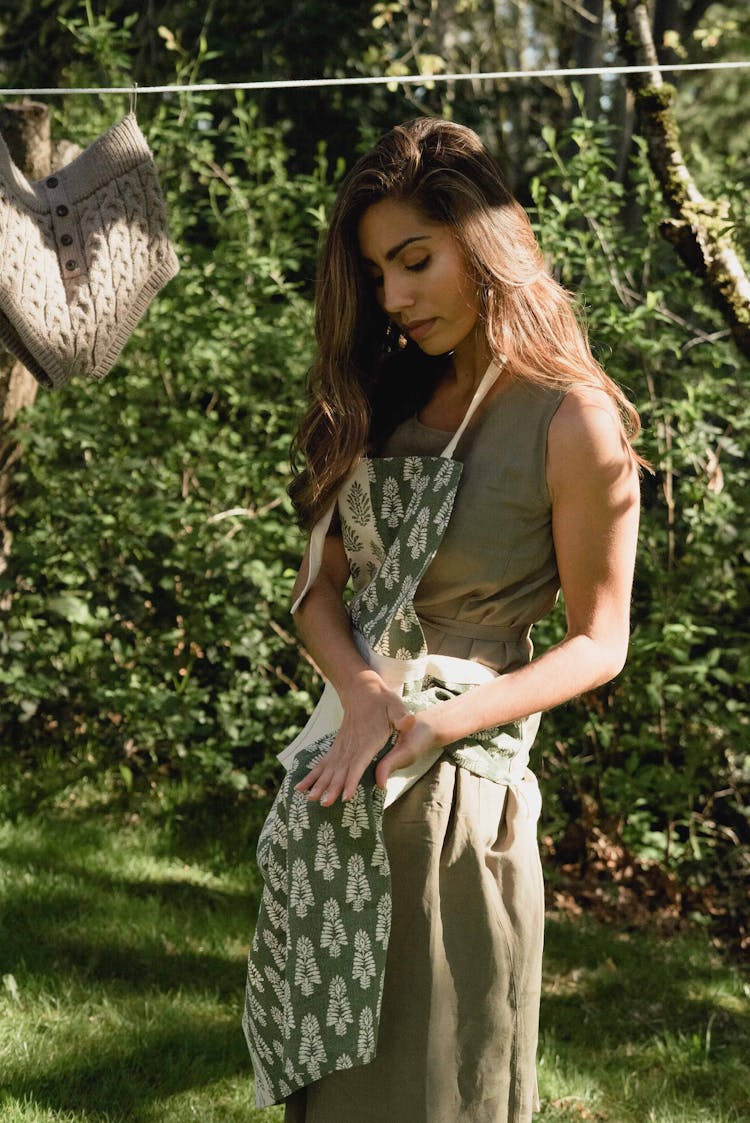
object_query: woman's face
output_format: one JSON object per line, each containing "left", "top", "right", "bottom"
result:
{"left": 357, "top": 198, "right": 481, "bottom": 358}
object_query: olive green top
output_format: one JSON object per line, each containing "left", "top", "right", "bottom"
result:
{"left": 381, "top": 378, "right": 566, "bottom": 672}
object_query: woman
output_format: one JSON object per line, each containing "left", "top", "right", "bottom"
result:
{"left": 243, "top": 117, "right": 641, "bottom": 1123}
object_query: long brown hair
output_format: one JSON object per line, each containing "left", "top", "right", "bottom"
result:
{"left": 290, "top": 117, "right": 642, "bottom": 529}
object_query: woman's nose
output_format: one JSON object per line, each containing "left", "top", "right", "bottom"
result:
{"left": 382, "top": 272, "right": 415, "bottom": 316}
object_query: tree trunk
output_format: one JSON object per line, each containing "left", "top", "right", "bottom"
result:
{"left": 569, "top": 0, "right": 606, "bottom": 119}
{"left": 612, "top": 0, "right": 750, "bottom": 358}
{"left": 0, "top": 100, "right": 51, "bottom": 563}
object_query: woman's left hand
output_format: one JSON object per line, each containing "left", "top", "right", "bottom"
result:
{"left": 373, "top": 710, "right": 442, "bottom": 791}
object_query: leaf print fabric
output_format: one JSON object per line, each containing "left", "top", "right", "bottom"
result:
{"left": 299, "top": 1013, "right": 326, "bottom": 1077}
{"left": 434, "top": 492, "right": 454, "bottom": 534}
{"left": 244, "top": 446, "right": 538, "bottom": 1107}
{"left": 347, "top": 456, "right": 462, "bottom": 659}
{"left": 327, "top": 976, "right": 354, "bottom": 1035}
{"left": 375, "top": 892, "right": 391, "bottom": 947}
{"left": 294, "top": 936, "right": 322, "bottom": 996}
{"left": 320, "top": 897, "right": 348, "bottom": 958}
{"left": 288, "top": 791, "right": 310, "bottom": 841}
{"left": 339, "top": 461, "right": 387, "bottom": 598}
{"left": 245, "top": 455, "right": 465, "bottom": 1107}
{"left": 289, "top": 857, "right": 315, "bottom": 918}
{"left": 341, "top": 787, "right": 369, "bottom": 839}
{"left": 346, "top": 479, "right": 373, "bottom": 527}
{"left": 380, "top": 475, "right": 404, "bottom": 528}
{"left": 403, "top": 456, "right": 424, "bottom": 482}
{"left": 357, "top": 1007, "right": 375, "bottom": 1058}
{"left": 407, "top": 507, "right": 430, "bottom": 559}
{"left": 352, "top": 930, "right": 376, "bottom": 988}
{"left": 378, "top": 544, "right": 400, "bottom": 591}
{"left": 243, "top": 737, "right": 392, "bottom": 1108}
{"left": 314, "top": 822, "right": 340, "bottom": 881}
{"left": 345, "top": 854, "right": 372, "bottom": 911}
{"left": 432, "top": 457, "right": 457, "bottom": 491}
{"left": 341, "top": 519, "right": 364, "bottom": 556}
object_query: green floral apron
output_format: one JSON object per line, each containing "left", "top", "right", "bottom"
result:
{"left": 243, "top": 358, "right": 541, "bottom": 1108}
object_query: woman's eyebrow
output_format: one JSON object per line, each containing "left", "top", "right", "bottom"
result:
{"left": 362, "top": 234, "right": 431, "bottom": 267}
{"left": 385, "top": 234, "right": 430, "bottom": 261}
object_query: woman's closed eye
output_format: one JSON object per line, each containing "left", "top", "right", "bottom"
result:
{"left": 369, "top": 257, "right": 431, "bottom": 287}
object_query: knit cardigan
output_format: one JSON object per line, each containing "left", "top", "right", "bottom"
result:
{"left": 0, "top": 113, "right": 179, "bottom": 389}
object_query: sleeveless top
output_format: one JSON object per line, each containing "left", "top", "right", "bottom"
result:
{"left": 381, "top": 378, "right": 566, "bottom": 673}
{"left": 245, "top": 361, "right": 552, "bottom": 1109}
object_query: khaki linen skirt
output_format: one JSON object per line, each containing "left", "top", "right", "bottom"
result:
{"left": 284, "top": 758, "right": 544, "bottom": 1123}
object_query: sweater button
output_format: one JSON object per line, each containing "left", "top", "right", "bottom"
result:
{"left": 65, "top": 260, "right": 77, "bottom": 271}
{"left": 60, "top": 234, "right": 73, "bottom": 246}
{"left": 56, "top": 204, "right": 69, "bottom": 217}
{"left": 47, "top": 176, "right": 59, "bottom": 188}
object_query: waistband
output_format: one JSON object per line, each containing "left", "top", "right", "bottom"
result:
{"left": 419, "top": 614, "right": 531, "bottom": 643}
{"left": 353, "top": 631, "right": 498, "bottom": 689}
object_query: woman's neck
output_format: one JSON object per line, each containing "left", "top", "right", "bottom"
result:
{"left": 448, "top": 327, "right": 494, "bottom": 394}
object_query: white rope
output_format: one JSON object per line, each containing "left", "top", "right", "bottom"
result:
{"left": 1, "top": 59, "right": 748, "bottom": 97}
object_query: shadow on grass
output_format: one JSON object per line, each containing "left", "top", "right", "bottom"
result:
{"left": 0, "top": 822, "right": 261, "bottom": 996}
{"left": 4, "top": 927, "right": 246, "bottom": 998}
{"left": 155, "top": 786, "right": 276, "bottom": 866}
{"left": 1, "top": 815, "right": 263, "bottom": 1118}
{"left": 539, "top": 916, "right": 750, "bottom": 1119}
{"left": 2, "top": 814, "right": 748, "bottom": 1122}
{"left": 2, "top": 1015, "right": 250, "bottom": 1122}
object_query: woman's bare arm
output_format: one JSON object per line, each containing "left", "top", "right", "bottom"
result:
{"left": 291, "top": 534, "right": 412, "bottom": 803}
{"left": 372, "top": 385, "right": 641, "bottom": 788}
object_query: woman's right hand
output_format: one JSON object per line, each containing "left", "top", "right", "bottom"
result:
{"left": 294, "top": 668, "right": 413, "bottom": 805}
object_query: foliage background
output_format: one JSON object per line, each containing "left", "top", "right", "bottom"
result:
{"left": 0, "top": 1, "right": 747, "bottom": 939}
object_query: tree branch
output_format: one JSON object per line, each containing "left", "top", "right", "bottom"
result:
{"left": 611, "top": 0, "right": 750, "bottom": 358}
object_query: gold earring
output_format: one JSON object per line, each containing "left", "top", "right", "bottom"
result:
{"left": 393, "top": 322, "right": 408, "bottom": 350}
{"left": 386, "top": 321, "right": 408, "bottom": 352}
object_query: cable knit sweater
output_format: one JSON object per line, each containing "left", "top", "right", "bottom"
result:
{"left": 0, "top": 113, "right": 179, "bottom": 389}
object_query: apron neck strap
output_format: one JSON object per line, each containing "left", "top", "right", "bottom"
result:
{"left": 440, "top": 354, "right": 508, "bottom": 459}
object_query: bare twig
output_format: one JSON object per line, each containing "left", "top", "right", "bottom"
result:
{"left": 207, "top": 496, "right": 284, "bottom": 523}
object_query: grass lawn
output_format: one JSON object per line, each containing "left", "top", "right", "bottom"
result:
{"left": 0, "top": 800, "right": 747, "bottom": 1123}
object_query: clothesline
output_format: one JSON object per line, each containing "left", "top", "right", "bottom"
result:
{"left": 1, "top": 58, "right": 749, "bottom": 97}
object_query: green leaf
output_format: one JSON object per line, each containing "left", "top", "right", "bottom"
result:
{"left": 47, "top": 595, "right": 94, "bottom": 626}
{"left": 541, "top": 125, "right": 556, "bottom": 151}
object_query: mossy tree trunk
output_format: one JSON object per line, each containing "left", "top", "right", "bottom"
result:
{"left": 612, "top": 0, "right": 750, "bottom": 359}
{"left": 0, "top": 101, "right": 50, "bottom": 563}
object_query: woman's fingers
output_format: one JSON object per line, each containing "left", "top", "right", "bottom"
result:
{"left": 293, "top": 739, "right": 370, "bottom": 805}
{"left": 298, "top": 712, "right": 435, "bottom": 802}
{"left": 304, "top": 765, "right": 360, "bottom": 806}
{"left": 294, "top": 757, "right": 340, "bottom": 801}
{"left": 293, "top": 759, "right": 325, "bottom": 793}
{"left": 340, "top": 765, "right": 367, "bottom": 804}
{"left": 294, "top": 689, "right": 413, "bottom": 805}
{"left": 374, "top": 713, "right": 433, "bottom": 790}
{"left": 295, "top": 732, "right": 391, "bottom": 804}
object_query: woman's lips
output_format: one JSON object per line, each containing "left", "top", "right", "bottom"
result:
{"left": 404, "top": 318, "right": 437, "bottom": 341}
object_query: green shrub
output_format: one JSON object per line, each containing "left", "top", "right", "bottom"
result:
{"left": 0, "top": 52, "right": 746, "bottom": 922}
{"left": 0, "top": 89, "right": 336, "bottom": 810}
{"left": 530, "top": 106, "right": 749, "bottom": 892}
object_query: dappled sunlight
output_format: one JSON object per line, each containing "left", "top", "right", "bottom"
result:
{"left": 536, "top": 917, "right": 748, "bottom": 1121}
{"left": 2, "top": 812, "right": 747, "bottom": 1122}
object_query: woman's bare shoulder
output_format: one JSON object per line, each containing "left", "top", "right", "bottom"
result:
{"left": 547, "top": 384, "right": 638, "bottom": 498}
